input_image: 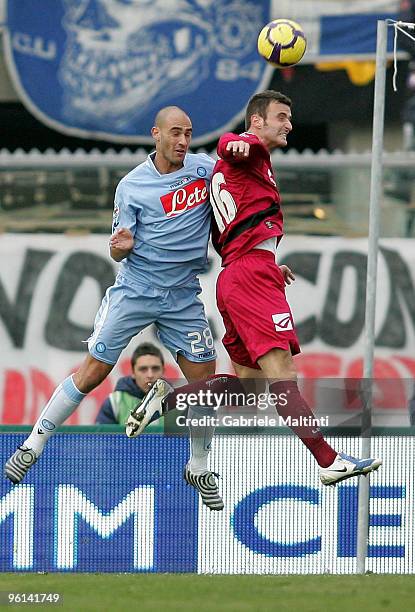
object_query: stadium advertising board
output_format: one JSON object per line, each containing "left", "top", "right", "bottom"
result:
{"left": 0, "top": 234, "right": 413, "bottom": 425}
{"left": 0, "top": 434, "right": 411, "bottom": 574}
{"left": 0, "top": 435, "right": 198, "bottom": 573}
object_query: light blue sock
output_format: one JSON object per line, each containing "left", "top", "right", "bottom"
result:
{"left": 24, "top": 375, "right": 86, "bottom": 455}
{"left": 187, "top": 405, "right": 217, "bottom": 475}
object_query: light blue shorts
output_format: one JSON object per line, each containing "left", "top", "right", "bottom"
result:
{"left": 87, "top": 272, "right": 216, "bottom": 365}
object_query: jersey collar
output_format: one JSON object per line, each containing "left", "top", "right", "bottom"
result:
{"left": 147, "top": 151, "right": 188, "bottom": 176}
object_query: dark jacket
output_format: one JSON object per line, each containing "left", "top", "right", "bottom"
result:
{"left": 95, "top": 376, "right": 145, "bottom": 425}
{"left": 95, "top": 376, "right": 166, "bottom": 431}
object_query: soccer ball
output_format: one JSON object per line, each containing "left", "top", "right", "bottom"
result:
{"left": 257, "top": 19, "right": 307, "bottom": 68}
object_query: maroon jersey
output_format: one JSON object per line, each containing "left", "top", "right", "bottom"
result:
{"left": 211, "top": 132, "right": 284, "bottom": 265}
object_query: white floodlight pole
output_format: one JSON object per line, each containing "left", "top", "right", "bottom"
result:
{"left": 356, "top": 19, "right": 387, "bottom": 574}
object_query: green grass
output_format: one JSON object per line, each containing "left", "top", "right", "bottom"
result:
{"left": 0, "top": 574, "right": 414, "bottom": 612}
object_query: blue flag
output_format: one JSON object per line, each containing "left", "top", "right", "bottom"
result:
{"left": 4, "top": 0, "right": 274, "bottom": 144}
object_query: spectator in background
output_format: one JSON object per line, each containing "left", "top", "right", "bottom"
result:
{"left": 96, "top": 342, "right": 164, "bottom": 426}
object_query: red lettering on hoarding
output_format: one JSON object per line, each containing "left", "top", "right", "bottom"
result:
{"left": 296, "top": 353, "right": 342, "bottom": 408}
{"left": 29, "top": 369, "right": 55, "bottom": 423}
{"left": 395, "top": 357, "right": 415, "bottom": 376}
{"left": 295, "top": 353, "right": 409, "bottom": 411}
{"left": 346, "top": 358, "right": 406, "bottom": 410}
{"left": 164, "top": 363, "right": 181, "bottom": 379}
{"left": 1, "top": 354, "right": 413, "bottom": 424}
{"left": 160, "top": 179, "right": 208, "bottom": 217}
{"left": 119, "top": 357, "right": 130, "bottom": 377}
{"left": 3, "top": 370, "right": 26, "bottom": 424}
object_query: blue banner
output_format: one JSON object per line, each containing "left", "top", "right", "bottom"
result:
{"left": 320, "top": 13, "right": 396, "bottom": 56}
{"left": 276, "top": 1, "right": 399, "bottom": 60}
{"left": 3, "top": 0, "right": 273, "bottom": 144}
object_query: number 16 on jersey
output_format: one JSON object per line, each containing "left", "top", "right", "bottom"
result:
{"left": 210, "top": 172, "right": 237, "bottom": 233}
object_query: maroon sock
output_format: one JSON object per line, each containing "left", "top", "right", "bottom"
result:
{"left": 269, "top": 380, "right": 337, "bottom": 468}
{"left": 162, "top": 374, "right": 246, "bottom": 412}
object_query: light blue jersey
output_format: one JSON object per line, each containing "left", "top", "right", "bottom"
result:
{"left": 113, "top": 152, "right": 215, "bottom": 288}
{"left": 88, "top": 151, "right": 217, "bottom": 365}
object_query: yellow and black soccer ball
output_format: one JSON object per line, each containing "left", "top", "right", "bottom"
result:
{"left": 257, "top": 19, "right": 307, "bottom": 68}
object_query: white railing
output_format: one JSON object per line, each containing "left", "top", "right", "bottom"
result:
{"left": 0, "top": 148, "right": 415, "bottom": 169}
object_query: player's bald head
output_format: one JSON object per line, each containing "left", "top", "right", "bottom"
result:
{"left": 151, "top": 106, "right": 193, "bottom": 173}
{"left": 154, "top": 106, "right": 191, "bottom": 129}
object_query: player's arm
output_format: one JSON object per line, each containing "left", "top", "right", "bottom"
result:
{"left": 217, "top": 132, "right": 262, "bottom": 162}
{"left": 109, "top": 227, "right": 134, "bottom": 262}
{"left": 110, "top": 180, "right": 136, "bottom": 261}
{"left": 210, "top": 216, "right": 222, "bottom": 256}
{"left": 224, "top": 139, "right": 250, "bottom": 159}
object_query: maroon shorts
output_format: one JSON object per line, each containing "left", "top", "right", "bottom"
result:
{"left": 216, "top": 249, "right": 301, "bottom": 369}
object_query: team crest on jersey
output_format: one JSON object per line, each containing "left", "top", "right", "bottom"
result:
{"left": 4, "top": 0, "right": 273, "bottom": 145}
{"left": 161, "top": 179, "right": 208, "bottom": 218}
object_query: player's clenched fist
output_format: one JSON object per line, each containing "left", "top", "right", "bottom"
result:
{"left": 226, "top": 140, "right": 250, "bottom": 158}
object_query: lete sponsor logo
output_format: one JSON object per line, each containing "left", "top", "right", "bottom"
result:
{"left": 160, "top": 179, "right": 208, "bottom": 218}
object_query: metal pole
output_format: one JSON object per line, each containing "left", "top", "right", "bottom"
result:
{"left": 356, "top": 19, "right": 388, "bottom": 574}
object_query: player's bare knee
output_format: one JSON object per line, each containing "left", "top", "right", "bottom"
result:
{"left": 258, "top": 347, "right": 297, "bottom": 381}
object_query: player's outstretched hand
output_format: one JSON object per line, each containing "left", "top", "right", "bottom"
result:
{"left": 226, "top": 140, "right": 250, "bottom": 159}
{"left": 109, "top": 227, "right": 134, "bottom": 251}
{"left": 280, "top": 265, "right": 295, "bottom": 285}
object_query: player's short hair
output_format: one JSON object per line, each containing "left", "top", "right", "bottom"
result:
{"left": 131, "top": 343, "right": 164, "bottom": 369}
{"left": 245, "top": 90, "right": 292, "bottom": 130}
